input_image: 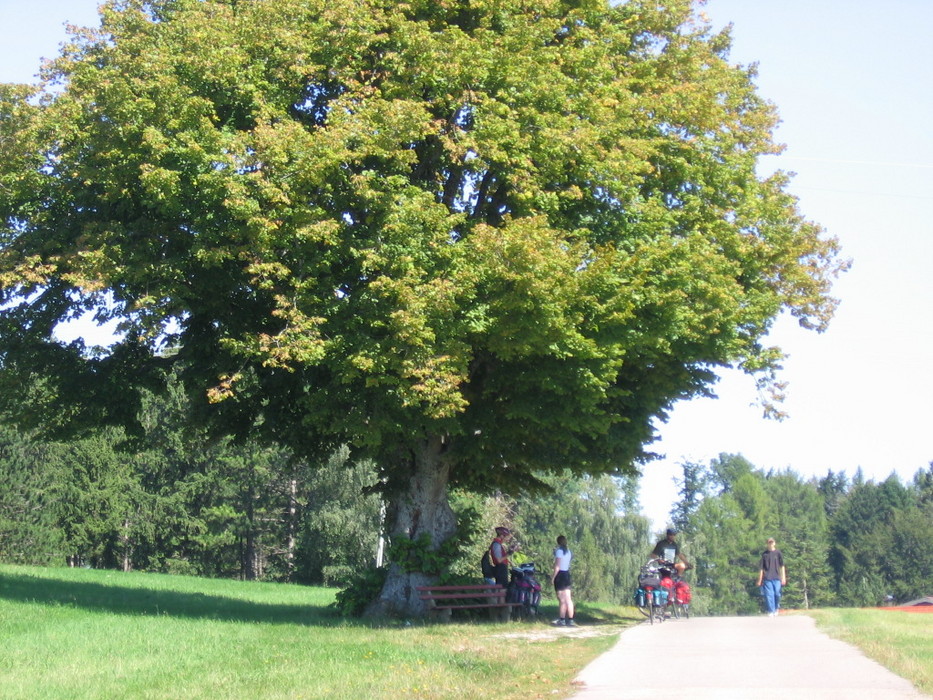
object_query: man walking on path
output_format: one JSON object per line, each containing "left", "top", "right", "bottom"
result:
{"left": 758, "top": 537, "right": 786, "bottom": 617}
{"left": 570, "top": 615, "right": 931, "bottom": 699}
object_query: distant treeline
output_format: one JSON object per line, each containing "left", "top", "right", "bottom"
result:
{"left": 669, "top": 454, "right": 933, "bottom": 612}
{"left": 0, "top": 381, "right": 383, "bottom": 586}
{"left": 1, "top": 381, "right": 930, "bottom": 612}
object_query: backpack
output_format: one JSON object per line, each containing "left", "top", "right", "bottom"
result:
{"left": 638, "top": 573, "right": 661, "bottom": 589}
{"left": 480, "top": 549, "right": 496, "bottom": 579}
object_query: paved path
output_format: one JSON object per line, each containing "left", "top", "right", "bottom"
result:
{"left": 570, "top": 614, "right": 931, "bottom": 699}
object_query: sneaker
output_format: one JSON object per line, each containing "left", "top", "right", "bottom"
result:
{"left": 565, "top": 619, "right": 577, "bottom": 627}
{"left": 552, "top": 619, "right": 564, "bottom": 626}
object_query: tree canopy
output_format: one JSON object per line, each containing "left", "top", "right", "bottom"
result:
{"left": 0, "top": 0, "right": 845, "bottom": 615}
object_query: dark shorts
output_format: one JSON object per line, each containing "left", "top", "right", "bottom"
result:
{"left": 554, "top": 570, "right": 572, "bottom": 592}
{"left": 494, "top": 563, "right": 509, "bottom": 587}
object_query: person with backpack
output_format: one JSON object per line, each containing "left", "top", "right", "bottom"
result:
{"left": 485, "top": 526, "right": 516, "bottom": 587}
{"left": 552, "top": 535, "right": 576, "bottom": 627}
{"left": 757, "top": 537, "right": 786, "bottom": 617}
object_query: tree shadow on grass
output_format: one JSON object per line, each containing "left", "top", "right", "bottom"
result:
{"left": 0, "top": 569, "right": 352, "bottom": 627}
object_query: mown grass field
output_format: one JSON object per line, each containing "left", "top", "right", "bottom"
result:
{"left": 2, "top": 565, "right": 930, "bottom": 699}
{"left": 0, "top": 564, "right": 633, "bottom": 699}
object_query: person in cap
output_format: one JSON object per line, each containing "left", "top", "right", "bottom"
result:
{"left": 757, "top": 537, "right": 786, "bottom": 617}
{"left": 650, "top": 528, "right": 690, "bottom": 573}
{"left": 489, "top": 526, "right": 516, "bottom": 587}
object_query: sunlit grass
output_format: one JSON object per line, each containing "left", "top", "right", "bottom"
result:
{"left": 4, "top": 565, "right": 930, "bottom": 698}
{"left": 807, "top": 607, "right": 933, "bottom": 695}
{"left": 0, "top": 565, "right": 633, "bottom": 699}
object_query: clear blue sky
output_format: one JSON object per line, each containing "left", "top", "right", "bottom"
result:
{"left": 645, "top": 0, "right": 933, "bottom": 528}
{"left": 3, "top": 1, "right": 932, "bottom": 530}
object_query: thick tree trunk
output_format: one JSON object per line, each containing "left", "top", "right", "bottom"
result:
{"left": 364, "top": 437, "right": 457, "bottom": 618}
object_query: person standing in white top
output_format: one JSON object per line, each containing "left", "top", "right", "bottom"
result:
{"left": 552, "top": 535, "right": 575, "bottom": 627}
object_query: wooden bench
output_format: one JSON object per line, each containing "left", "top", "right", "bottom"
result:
{"left": 417, "top": 584, "right": 521, "bottom": 622}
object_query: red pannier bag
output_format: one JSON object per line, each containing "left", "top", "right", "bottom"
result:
{"left": 673, "top": 579, "right": 692, "bottom": 604}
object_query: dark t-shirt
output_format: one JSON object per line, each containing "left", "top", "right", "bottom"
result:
{"left": 759, "top": 549, "right": 784, "bottom": 580}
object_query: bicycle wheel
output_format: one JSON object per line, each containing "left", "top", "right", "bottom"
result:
{"left": 651, "top": 592, "right": 666, "bottom": 624}
{"left": 653, "top": 603, "right": 665, "bottom": 623}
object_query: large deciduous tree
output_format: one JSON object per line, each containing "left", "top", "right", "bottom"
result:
{"left": 0, "top": 0, "right": 845, "bottom": 615}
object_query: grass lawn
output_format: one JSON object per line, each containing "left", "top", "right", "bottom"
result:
{"left": 0, "top": 564, "right": 634, "bottom": 699}
{"left": 807, "top": 607, "right": 933, "bottom": 695}
{"left": 4, "top": 565, "right": 929, "bottom": 699}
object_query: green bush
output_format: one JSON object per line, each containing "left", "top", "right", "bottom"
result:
{"left": 332, "top": 565, "right": 388, "bottom": 616}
